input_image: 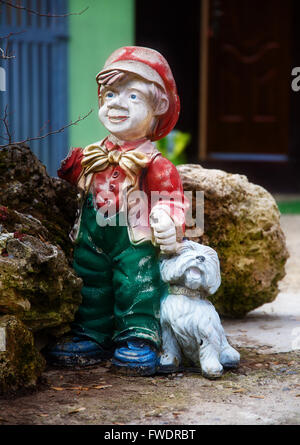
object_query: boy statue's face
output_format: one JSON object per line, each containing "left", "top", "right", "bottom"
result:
{"left": 98, "top": 76, "right": 157, "bottom": 142}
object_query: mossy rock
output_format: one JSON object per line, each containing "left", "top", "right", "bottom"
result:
{"left": 0, "top": 144, "right": 78, "bottom": 258}
{"left": 0, "top": 231, "right": 82, "bottom": 334}
{"left": 0, "top": 315, "right": 45, "bottom": 394}
{"left": 0, "top": 144, "right": 83, "bottom": 393}
{"left": 178, "top": 164, "right": 289, "bottom": 318}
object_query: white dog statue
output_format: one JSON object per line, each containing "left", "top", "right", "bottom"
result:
{"left": 159, "top": 240, "right": 240, "bottom": 379}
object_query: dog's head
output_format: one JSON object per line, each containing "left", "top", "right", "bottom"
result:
{"left": 160, "top": 240, "right": 221, "bottom": 294}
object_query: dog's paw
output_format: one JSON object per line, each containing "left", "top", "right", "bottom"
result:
{"left": 159, "top": 352, "right": 180, "bottom": 367}
{"left": 200, "top": 357, "right": 223, "bottom": 379}
{"left": 220, "top": 345, "right": 240, "bottom": 369}
{"left": 158, "top": 352, "right": 181, "bottom": 373}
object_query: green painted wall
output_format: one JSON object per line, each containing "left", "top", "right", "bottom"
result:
{"left": 68, "top": 0, "right": 135, "bottom": 148}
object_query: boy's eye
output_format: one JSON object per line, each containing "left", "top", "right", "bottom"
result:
{"left": 130, "top": 94, "right": 137, "bottom": 100}
{"left": 106, "top": 92, "right": 114, "bottom": 98}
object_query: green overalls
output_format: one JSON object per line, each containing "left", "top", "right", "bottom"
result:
{"left": 71, "top": 194, "right": 167, "bottom": 351}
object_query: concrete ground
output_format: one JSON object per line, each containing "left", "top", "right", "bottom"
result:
{"left": 0, "top": 215, "right": 299, "bottom": 426}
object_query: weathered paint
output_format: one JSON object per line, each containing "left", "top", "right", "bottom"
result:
{"left": 159, "top": 240, "right": 240, "bottom": 378}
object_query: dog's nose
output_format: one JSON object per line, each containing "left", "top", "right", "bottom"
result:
{"left": 196, "top": 255, "right": 205, "bottom": 262}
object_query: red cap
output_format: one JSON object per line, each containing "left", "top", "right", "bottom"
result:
{"left": 96, "top": 46, "right": 180, "bottom": 141}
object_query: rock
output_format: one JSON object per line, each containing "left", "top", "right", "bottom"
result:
{"left": 0, "top": 315, "right": 45, "bottom": 394}
{"left": 177, "top": 164, "right": 289, "bottom": 318}
{"left": 0, "top": 144, "right": 78, "bottom": 259}
{"left": 0, "top": 144, "right": 83, "bottom": 392}
{"left": 0, "top": 221, "right": 82, "bottom": 336}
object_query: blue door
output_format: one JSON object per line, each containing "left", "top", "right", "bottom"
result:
{"left": 0, "top": 0, "right": 69, "bottom": 176}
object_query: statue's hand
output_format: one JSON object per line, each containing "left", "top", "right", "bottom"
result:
{"left": 150, "top": 207, "right": 178, "bottom": 254}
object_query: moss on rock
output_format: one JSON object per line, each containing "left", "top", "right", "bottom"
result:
{"left": 0, "top": 315, "right": 45, "bottom": 394}
{"left": 0, "top": 144, "right": 78, "bottom": 258}
{"left": 0, "top": 232, "right": 82, "bottom": 334}
{"left": 0, "top": 144, "right": 83, "bottom": 393}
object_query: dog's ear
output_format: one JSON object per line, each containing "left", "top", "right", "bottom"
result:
{"left": 201, "top": 248, "right": 221, "bottom": 295}
{"left": 205, "top": 265, "right": 221, "bottom": 295}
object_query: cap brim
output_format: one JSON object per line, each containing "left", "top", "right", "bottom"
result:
{"left": 96, "top": 60, "right": 167, "bottom": 93}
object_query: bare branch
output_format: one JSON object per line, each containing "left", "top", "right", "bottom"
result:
{"left": 0, "top": 105, "right": 12, "bottom": 144}
{"left": 0, "top": 30, "right": 26, "bottom": 40}
{"left": 0, "top": 47, "right": 15, "bottom": 59}
{"left": 0, "top": 0, "right": 89, "bottom": 18}
{"left": 0, "top": 30, "right": 26, "bottom": 59}
{"left": 38, "top": 119, "right": 51, "bottom": 136}
{"left": 0, "top": 108, "right": 93, "bottom": 148}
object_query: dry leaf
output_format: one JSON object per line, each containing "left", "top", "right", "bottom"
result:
{"left": 145, "top": 411, "right": 162, "bottom": 418}
{"left": 295, "top": 394, "right": 300, "bottom": 397}
{"left": 93, "top": 384, "right": 112, "bottom": 390}
{"left": 145, "top": 410, "right": 156, "bottom": 417}
{"left": 68, "top": 407, "right": 86, "bottom": 414}
{"left": 249, "top": 395, "right": 265, "bottom": 399}
{"left": 233, "top": 388, "right": 247, "bottom": 393}
{"left": 51, "top": 386, "right": 64, "bottom": 391}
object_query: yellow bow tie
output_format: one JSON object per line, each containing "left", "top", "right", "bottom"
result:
{"left": 81, "top": 143, "right": 150, "bottom": 184}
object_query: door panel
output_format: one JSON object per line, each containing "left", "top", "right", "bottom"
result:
{"left": 207, "top": 0, "right": 291, "bottom": 156}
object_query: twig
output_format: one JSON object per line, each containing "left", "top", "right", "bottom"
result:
{"left": 0, "top": 30, "right": 26, "bottom": 40}
{"left": 0, "top": 105, "right": 12, "bottom": 144}
{"left": 0, "top": 109, "right": 93, "bottom": 148}
{"left": 0, "top": 47, "right": 15, "bottom": 59}
{"left": 0, "top": 0, "right": 89, "bottom": 18}
{"left": 0, "top": 30, "right": 26, "bottom": 59}
{"left": 38, "top": 119, "right": 51, "bottom": 136}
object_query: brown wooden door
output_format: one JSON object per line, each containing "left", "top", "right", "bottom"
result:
{"left": 207, "top": 0, "right": 291, "bottom": 157}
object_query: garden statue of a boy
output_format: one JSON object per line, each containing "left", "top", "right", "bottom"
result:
{"left": 46, "top": 46, "right": 186, "bottom": 376}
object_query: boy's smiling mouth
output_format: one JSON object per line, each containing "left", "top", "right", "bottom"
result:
{"left": 108, "top": 116, "right": 129, "bottom": 123}
{"left": 107, "top": 113, "right": 129, "bottom": 123}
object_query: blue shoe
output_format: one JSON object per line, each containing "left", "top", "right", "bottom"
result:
{"left": 44, "top": 336, "right": 113, "bottom": 368}
{"left": 112, "top": 339, "right": 158, "bottom": 376}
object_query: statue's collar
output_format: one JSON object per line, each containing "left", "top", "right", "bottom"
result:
{"left": 105, "top": 134, "right": 149, "bottom": 152}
